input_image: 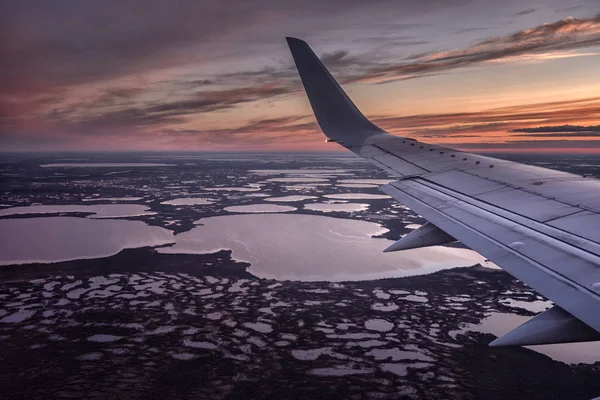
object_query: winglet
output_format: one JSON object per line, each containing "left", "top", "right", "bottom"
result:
{"left": 286, "top": 37, "right": 386, "bottom": 145}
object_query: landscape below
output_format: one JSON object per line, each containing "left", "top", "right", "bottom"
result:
{"left": 0, "top": 152, "right": 599, "bottom": 400}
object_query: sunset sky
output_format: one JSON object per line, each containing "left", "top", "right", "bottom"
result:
{"left": 1, "top": 0, "right": 600, "bottom": 153}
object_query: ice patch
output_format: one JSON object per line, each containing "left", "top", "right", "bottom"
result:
{"left": 0, "top": 217, "right": 174, "bottom": 265}
{"left": 365, "top": 319, "right": 394, "bottom": 332}
{"left": 405, "top": 224, "right": 422, "bottom": 230}
{"left": 157, "top": 214, "right": 487, "bottom": 281}
{"left": 243, "top": 322, "right": 273, "bottom": 333}
{"left": 349, "top": 340, "right": 387, "bottom": 348}
{"left": 183, "top": 339, "right": 217, "bottom": 350}
{"left": 500, "top": 298, "right": 553, "bottom": 313}
{"left": 292, "top": 348, "right": 332, "bottom": 360}
{"left": 146, "top": 325, "right": 176, "bottom": 335}
{"left": 266, "top": 177, "right": 329, "bottom": 183}
{"left": 372, "top": 303, "right": 399, "bottom": 312}
{"left": 366, "top": 348, "right": 434, "bottom": 362}
{"left": 62, "top": 280, "right": 82, "bottom": 291}
{"left": 389, "top": 290, "right": 410, "bottom": 295}
{"left": 41, "top": 163, "right": 174, "bottom": 168}
{"left": 446, "top": 296, "right": 472, "bottom": 302}
{"left": 264, "top": 195, "right": 318, "bottom": 202}
{"left": 250, "top": 169, "right": 351, "bottom": 175}
{"left": 281, "top": 334, "right": 297, "bottom": 341}
{"left": 206, "top": 312, "right": 222, "bottom": 320}
{"left": 399, "top": 295, "right": 429, "bottom": 303}
{"left": 338, "top": 179, "right": 395, "bottom": 185}
{"left": 337, "top": 184, "right": 378, "bottom": 188}
{"left": 284, "top": 183, "right": 332, "bottom": 190}
{"left": 161, "top": 198, "right": 213, "bottom": 206}
{"left": 374, "top": 290, "right": 390, "bottom": 300}
{"left": 303, "top": 203, "right": 369, "bottom": 213}
{"left": 247, "top": 336, "right": 267, "bottom": 348}
{"left": 43, "top": 281, "right": 60, "bottom": 291}
{"left": 224, "top": 204, "right": 296, "bottom": 213}
{"left": 88, "top": 334, "right": 123, "bottom": 343}
{"left": 228, "top": 281, "right": 247, "bottom": 293}
{"left": 308, "top": 366, "right": 374, "bottom": 376}
{"left": 323, "top": 193, "right": 391, "bottom": 200}
{"left": 83, "top": 197, "right": 144, "bottom": 202}
{"left": 0, "top": 310, "right": 35, "bottom": 323}
{"left": 328, "top": 333, "right": 380, "bottom": 340}
{"left": 0, "top": 204, "right": 155, "bottom": 218}
{"left": 202, "top": 187, "right": 260, "bottom": 192}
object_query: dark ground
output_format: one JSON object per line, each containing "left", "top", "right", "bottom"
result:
{"left": 0, "top": 152, "right": 599, "bottom": 399}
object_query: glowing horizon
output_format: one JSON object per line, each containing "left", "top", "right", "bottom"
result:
{"left": 2, "top": 2, "right": 600, "bottom": 153}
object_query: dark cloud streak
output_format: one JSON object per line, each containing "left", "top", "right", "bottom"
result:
{"left": 511, "top": 124, "right": 600, "bottom": 133}
{"left": 455, "top": 140, "right": 600, "bottom": 150}
{"left": 46, "top": 84, "right": 296, "bottom": 133}
{"left": 512, "top": 132, "right": 600, "bottom": 137}
{"left": 514, "top": 9, "right": 537, "bottom": 16}
{"left": 161, "top": 116, "right": 319, "bottom": 146}
{"left": 347, "top": 14, "right": 600, "bottom": 83}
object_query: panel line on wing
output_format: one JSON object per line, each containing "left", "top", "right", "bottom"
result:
{"left": 420, "top": 171, "right": 584, "bottom": 223}
{"left": 414, "top": 179, "right": 600, "bottom": 254}
{"left": 367, "top": 158, "right": 404, "bottom": 177}
{"left": 541, "top": 209, "right": 590, "bottom": 224}
{"left": 388, "top": 180, "right": 600, "bottom": 294}
{"left": 372, "top": 144, "right": 431, "bottom": 174}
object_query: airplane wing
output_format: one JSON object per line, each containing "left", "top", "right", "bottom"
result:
{"left": 286, "top": 37, "right": 600, "bottom": 346}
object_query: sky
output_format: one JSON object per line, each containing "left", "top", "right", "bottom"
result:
{"left": 1, "top": 0, "right": 600, "bottom": 153}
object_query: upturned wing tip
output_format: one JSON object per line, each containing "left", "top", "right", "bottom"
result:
{"left": 285, "top": 35, "right": 385, "bottom": 143}
{"left": 285, "top": 37, "right": 305, "bottom": 44}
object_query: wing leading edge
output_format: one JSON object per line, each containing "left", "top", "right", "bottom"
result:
{"left": 286, "top": 37, "right": 600, "bottom": 346}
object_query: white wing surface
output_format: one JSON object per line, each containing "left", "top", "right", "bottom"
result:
{"left": 287, "top": 37, "right": 600, "bottom": 346}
